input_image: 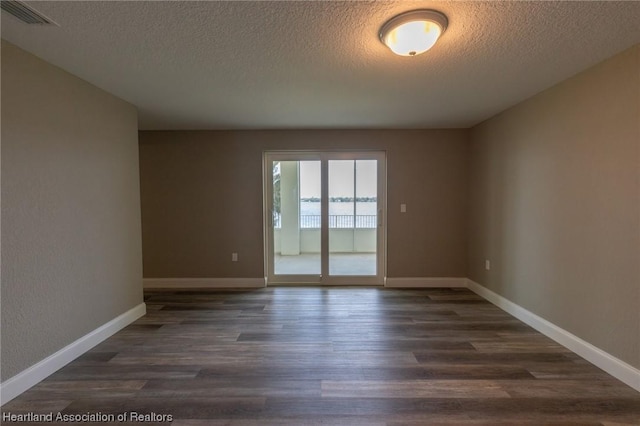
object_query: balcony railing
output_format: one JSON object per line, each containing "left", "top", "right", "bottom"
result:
{"left": 273, "top": 214, "right": 377, "bottom": 229}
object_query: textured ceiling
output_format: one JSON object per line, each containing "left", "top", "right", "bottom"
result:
{"left": 2, "top": 1, "right": 640, "bottom": 130}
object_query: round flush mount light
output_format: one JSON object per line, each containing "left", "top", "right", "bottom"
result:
{"left": 379, "top": 9, "right": 448, "bottom": 57}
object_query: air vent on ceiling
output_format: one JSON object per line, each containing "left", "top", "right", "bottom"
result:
{"left": 1, "top": 0, "right": 57, "bottom": 25}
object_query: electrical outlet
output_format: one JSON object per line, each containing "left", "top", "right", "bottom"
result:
{"left": 232, "top": 253, "right": 238, "bottom": 262}
{"left": 400, "top": 203, "right": 407, "bottom": 213}
{"left": 485, "top": 259, "right": 491, "bottom": 270}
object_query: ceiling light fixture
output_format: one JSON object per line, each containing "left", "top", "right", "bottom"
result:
{"left": 379, "top": 9, "right": 448, "bottom": 57}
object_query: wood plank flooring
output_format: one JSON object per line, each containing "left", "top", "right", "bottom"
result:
{"left": 3, "top": 287, "right": 640, "bottom": 425}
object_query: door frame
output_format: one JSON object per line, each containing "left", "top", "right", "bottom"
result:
{"left": 263, "top": 150, "right": 386, "bottom": 286}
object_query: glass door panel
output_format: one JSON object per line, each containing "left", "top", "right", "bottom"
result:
{"left": 272, "top": 160, "right": 321, "bottom": 276}
{"left": 265, "top": 151, "right": 385, "bottom": 285}
{"left": 328, "top": 160, "right": 378, "bottom": 276}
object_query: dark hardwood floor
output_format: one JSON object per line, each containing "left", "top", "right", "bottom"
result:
{"left": 3, "top": 287, "right": 640, "bottom": 425}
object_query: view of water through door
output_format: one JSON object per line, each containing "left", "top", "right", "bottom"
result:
{"left": 265, "top": 152, "right": 386, "bottom": 285}
{"left": 328, "top": 159, "right": 378, "bottom": 276}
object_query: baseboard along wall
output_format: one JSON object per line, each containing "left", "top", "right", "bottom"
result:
{"left": 385, "top": 277, "right": 467, "bottom": 288}
{"left": 466, "top": 279, "right": 640, "bottom": 393}
{"left": 143, "top": 278, "right": 266, "bottom": 289}
{"left": 0, "top": 303, "right": 146, "bottom": 406}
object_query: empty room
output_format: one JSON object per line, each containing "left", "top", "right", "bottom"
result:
{"left": 1, "top": 1, "right": 639, "bottom": 424}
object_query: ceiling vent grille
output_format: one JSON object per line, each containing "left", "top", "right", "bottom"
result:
{"left": 1, "top": 1, "right": 57, "bottom": 25}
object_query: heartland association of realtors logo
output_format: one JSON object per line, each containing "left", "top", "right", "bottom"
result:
{"left": 2, "top": 411, "right": 173, "bottom": 423}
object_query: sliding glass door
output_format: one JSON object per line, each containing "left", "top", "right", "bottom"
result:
{"left": 264, "top": 152, "right": 386, "bottom": 285}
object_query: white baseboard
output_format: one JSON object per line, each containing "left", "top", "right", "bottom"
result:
{"left": 0, "top": 302, "right": 146, "bottom": 406}
{"left": 143, "top": 277, "right": 266, "bottom": 289}
{"left": 466, "top": 279, "right": 640, "bottom": 392}
{"left": 385, "top": 277, "right": 467, "bottom": 288}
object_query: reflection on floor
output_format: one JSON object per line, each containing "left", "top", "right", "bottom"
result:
{"left": 275, "top": 253, "right": 376, "bottom": 276}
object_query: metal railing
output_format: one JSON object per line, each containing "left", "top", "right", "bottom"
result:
{"left": 273, "top": 214, "right": 377, "bottom": 229}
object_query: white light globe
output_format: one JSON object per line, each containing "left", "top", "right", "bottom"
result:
{"left": 380, "top": 10, "right": 448, "bottom": 57}
{"left": 384, "top": 21, "right": 442, "bottom": 56}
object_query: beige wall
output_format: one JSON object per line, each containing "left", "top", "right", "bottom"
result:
{"left": 1, "top": 41, "right": 143, "bottom": 380}
{"left": 139, "top": 130, "right": 469, "bottom": 279}
{"left": 468, "top": 45, "right": 640, "bottom": 368}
